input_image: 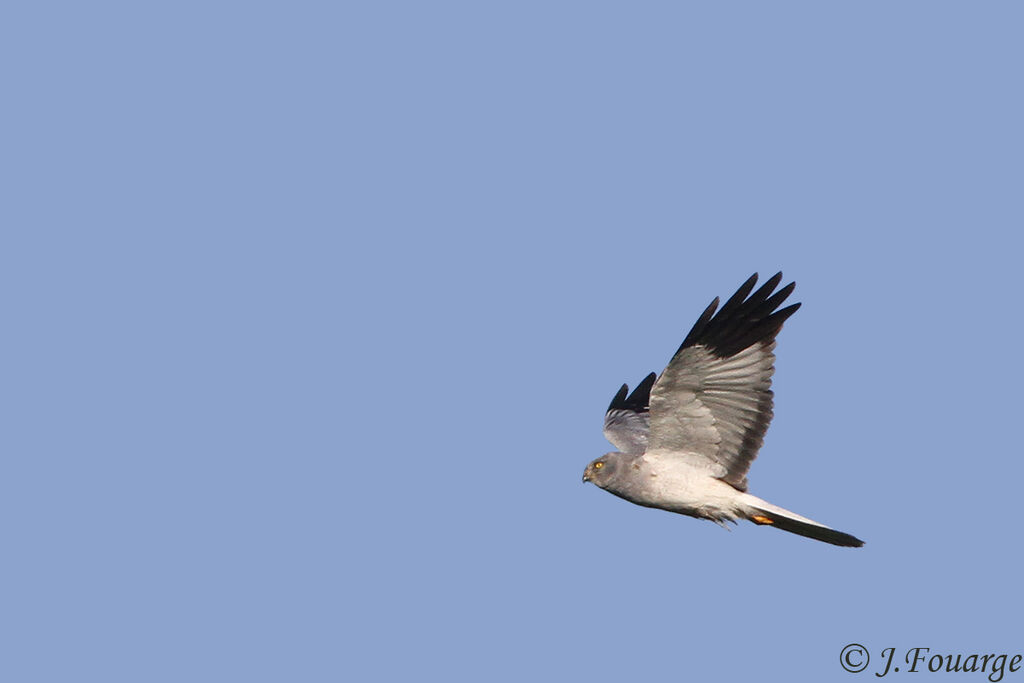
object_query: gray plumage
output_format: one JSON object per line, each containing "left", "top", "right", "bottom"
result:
{"left": 586, "top": 273, "right": 863, "bottom": 548}
{"left": 602, "top": 373, "right": 655, "bottom": 454}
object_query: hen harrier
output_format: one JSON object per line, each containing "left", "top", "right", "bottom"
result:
{"left": 583, "top": 273, "right": 863, "bottom": 547}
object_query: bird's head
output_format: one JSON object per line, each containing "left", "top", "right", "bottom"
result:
{"left": 582, "top": 454, "right": 622, "bottom": 488}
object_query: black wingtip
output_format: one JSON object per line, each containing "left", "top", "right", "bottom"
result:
{"left": 607, "top": 384, "right": 629, "bottom": 412}
{"left": 679, "top": 297, "right": 719, "bottom": 349}
{"left": 717, "top": 273, "right": 760, "bottom": 320}
{"left": 677, "top": 272, "right": 799, "bottom": 358}
{"left": 607, "top": 374, "right": 657, "bottom": 413}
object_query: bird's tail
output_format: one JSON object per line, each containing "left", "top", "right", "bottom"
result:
{"left": 741, "top": 494, "right": 864, "bottom": 548}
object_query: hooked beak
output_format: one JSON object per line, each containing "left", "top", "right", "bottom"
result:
{"left": 582, "top": 466, "right": 591, "bottom": 483}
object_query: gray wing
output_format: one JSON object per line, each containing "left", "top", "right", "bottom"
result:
{"left": 603, "top": 372, "right": 656, "bottom": 453}
{"left": 646, "top": 273, "right": 800, "bottom": 491}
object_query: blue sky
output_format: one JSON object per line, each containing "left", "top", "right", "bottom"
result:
{"left": 4, "top": 2, "right": 1023, "bottom": 681}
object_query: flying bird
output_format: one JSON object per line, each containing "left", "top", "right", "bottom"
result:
{"left": 583, "top": 273, "right": 863, "bottom": 547}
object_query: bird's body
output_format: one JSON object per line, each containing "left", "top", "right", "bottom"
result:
{"left": 584, "top": 273, "right": 863, "bottom": 547}
{"left": 595, "top": 451, "right": 744, "bottom": 521}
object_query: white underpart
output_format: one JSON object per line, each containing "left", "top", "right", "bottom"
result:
{"left": 629, "top": 452, "right": 748, "bottom": 520}
{"left": 627, "top": 451, "right": 834, "bottom": 530}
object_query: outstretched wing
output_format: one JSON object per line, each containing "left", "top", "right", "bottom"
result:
{"left": 646, "top": 272, "right": 800, "bottom": 491}
{"left": 603, "top": 372, "right": 656, "bottom": 453}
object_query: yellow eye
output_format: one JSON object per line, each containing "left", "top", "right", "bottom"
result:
{"left": 594, "top": 462, "right": 604, "bottom": 469}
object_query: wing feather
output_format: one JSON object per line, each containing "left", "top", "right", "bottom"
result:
{"left": 602, "top": 372, "right": 656, "bottom": 453}
{"left": 646, "top": 273, "right": 799, "bottom": 491}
